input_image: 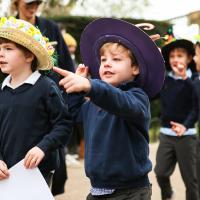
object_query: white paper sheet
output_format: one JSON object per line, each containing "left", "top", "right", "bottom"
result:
{"left": 0, "top": 159, "right": 54, "bottom": 200}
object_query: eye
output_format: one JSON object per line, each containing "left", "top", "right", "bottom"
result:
{"left": 101, "top": 57, "right": 106, "bottom": 62}
{"left": 6, "top": 47, "right": 13, "bottom": 50}
{"left": 113, "top": 57, "right": 121, "bottom": 61}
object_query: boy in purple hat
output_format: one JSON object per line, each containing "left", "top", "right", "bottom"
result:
{"left": 53, "top": 18, "right": 165, "bottom": 200}
{"left": 154, "top": 39, "right": 199, "bottom": 200}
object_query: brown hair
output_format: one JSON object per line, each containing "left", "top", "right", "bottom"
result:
{"left": 0, "top": 37, "right": 38, "bottom": 71}
{"left": 99, "top": 42, "right": 138, "bottom": 66}
{"left": 9, "top": 0, "right": 43, "bottom": 16}
{"left": 196, "top": 42, "right": 200, "bottom": 48}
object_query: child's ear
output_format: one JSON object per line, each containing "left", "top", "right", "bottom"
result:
{"left": 25, "top": 52, "right": 35, "bottom": 63}
{"left": 187, "top": 55, "right": 193, "bottom": 64}
{"left": 132, "top": 65, "right": 140, "bottom": 76}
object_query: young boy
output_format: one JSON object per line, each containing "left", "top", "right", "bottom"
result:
{"left": 0, "top": 17, "right": 72, "bottom": 185}
{"left": 154, "top": 39, "right": 199, "bottom": 200}
{"left": 53, "top": 18, "right": 165, "bottom": 200}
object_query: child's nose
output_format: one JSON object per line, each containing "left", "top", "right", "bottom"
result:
{"left": 104, "top": 63, "right": 111, "bottom": 68}
{"left": 0, "top": 49, "right": 4, "bottom": 56}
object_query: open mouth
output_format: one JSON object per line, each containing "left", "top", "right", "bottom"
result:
{"left": 0, "top": 61, "right": 7, "bottom": 65}
{"left": 104, "top": 71, "right": 114, "bottom": 75}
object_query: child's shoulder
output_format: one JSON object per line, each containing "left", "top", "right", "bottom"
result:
{"left": 39, "top": 75, "right": 57, "bottom": 86}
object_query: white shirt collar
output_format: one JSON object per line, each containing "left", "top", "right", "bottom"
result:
{"left": 168, "top": 68, "right": 192, "bottom": 80}
{"left": 1, "top": 70, "right": 41, "bottom": 90}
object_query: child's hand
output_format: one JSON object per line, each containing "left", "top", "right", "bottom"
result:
{"left": 150, "top": 34, "right": 160, "bottom": 42}
{"left": 24, "top": 147, "right": 45, "bottom": 169}
{"left": 170, "top": 121, "right": 186, "bottom": 137}
{"left": 171, "top": 62, "right": 187, "bottom": 80}
{"left": 75, "top": 64, "right": 89, "bottom": 77}
{"left": 0, "top": 160, "right": 9, "bottom": 180}
{"left": 53, "top": 67, "right": 91, "bottom": 93}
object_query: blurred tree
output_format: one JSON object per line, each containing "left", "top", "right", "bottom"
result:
{"left": 43, "top": 0, "right": 78, "bottom": 16}
{"left": 0, "top": 0, "right": 150, "bottom": 18}
{"left": 72, "top": 0, "right": 149, "bottom": 18}
{"left": 43, "top": 0, "right": 150, "bottom": 18}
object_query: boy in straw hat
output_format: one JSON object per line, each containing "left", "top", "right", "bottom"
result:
{"left": 53, "top": 18, "right": 165, "bottom": 200}
{"left": 0, "top": 17, "right": 72, "bottom": 186}
{"left": 10, "top": 0, "right": 74, "bottom": 74}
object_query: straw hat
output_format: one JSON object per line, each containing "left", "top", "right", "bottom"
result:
{"left": 0, "top": 17, "right": 55, "bottom": 70}
{"left": 80, "top": 18, "right": 165, "bottom": 98}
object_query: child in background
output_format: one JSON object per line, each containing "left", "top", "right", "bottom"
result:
{"left": 192, "top": 38, "right": 200, "bottom": 200}
{"left": 54, "top": 18, "right": 165, "bottom": 200}
{"left": 154, "top": 39, "right": 199, "bottom": 200}
{"left": 63, "top": 32, "right": 78, "bottom": 69}
{"left": 0, "top": 17, "right": 72, "bottom": 186}
{"left": 63, "top": 32, "right": 84, "bottom": 166}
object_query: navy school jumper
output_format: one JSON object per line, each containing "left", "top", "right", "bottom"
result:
{"left": 0, "top": 76, "right": 72, "bottom": 175}
{"left": 68, "top": 79, "right": 152, "bottom": 189}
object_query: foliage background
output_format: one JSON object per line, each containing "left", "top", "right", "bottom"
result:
{"left": 49, "top": 16, "right": 170, "bottom": 63}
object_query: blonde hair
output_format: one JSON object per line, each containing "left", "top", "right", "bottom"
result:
{"left": 63, "top": 33, "right": 77, "bottom": 47}
{"left": 99, "top": 42, "right": 138, "bottom": 66}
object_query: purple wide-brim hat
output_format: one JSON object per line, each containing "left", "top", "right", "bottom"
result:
{"left": 80, "top": 18, "right": 165, "bottom": 98}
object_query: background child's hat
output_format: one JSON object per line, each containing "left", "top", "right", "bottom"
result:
{"left": 0, "top": 17, "right": 55, "bottom": 70}
{"left": 80, "top": 18, "right": 165, "bottom": 98}
{"left": 162, "top": 39, "right": 196, "bottom": 72}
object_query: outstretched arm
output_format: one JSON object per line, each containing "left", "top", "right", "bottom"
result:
{"left": 53, "top": 66, "right": 91, "bottom": 93}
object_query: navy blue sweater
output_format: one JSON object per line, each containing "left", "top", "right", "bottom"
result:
{"left": 0, "top": 76, "right": 72, "bottom": 174}
{"left": 69, "top": 79, "right": 152, "bottom": 189}
{"left": 160, "top": 76, "right": 196, "bottom": 128}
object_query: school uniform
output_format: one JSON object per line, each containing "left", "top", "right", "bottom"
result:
{"left": 68, "top": 79, "right": 152, "bottom": 199}
{"left": 0, "top": 71, "right": 72, "bottom": 180}
{"left": 190, "top": 76, "right": 200, "bottom": 198}
{"left": 154, "top": 74, "right": 199, "bottom": 200}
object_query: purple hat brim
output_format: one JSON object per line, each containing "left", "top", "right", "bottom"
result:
{"left": 80, "top": 18, "right": 165, "bottom": 98}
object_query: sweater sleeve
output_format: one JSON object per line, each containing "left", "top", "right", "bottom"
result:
{"left": 68, "top": 93, "right": 86, "bottom": 122}
{"left": 183, "top": 83, "right": 198, "bottom": 128}
{"left": 37, "top": 81, "right": 72, "bottom": 153}
{"left": 0, "top": 153, "right": 3, "bottom": 160}
{"left": 86, "top": 79, "right": 150, "bottom": 122}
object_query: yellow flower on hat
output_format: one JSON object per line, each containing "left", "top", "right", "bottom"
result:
{"left": 194, "top": 35, "right": 200, "bottom": 43}
{"left": 0, "top": 16, "right": 55, "bottom": 70}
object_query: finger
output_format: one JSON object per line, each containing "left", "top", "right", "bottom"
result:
{"left": 0, "top": 164, "right": 9, "bottom": 178}
{"left": 66, "top": 87, "right": 76, "bottom": 94}
{"left": 59, "top": 76, "right": 73, "bottom": 86}
{"left": 150, "top": 34, "right": 160, "bottom": 41}
{"left": 170, "top": 121, "right": 177, "bottom": 126}
{"left": 0, "top": 170, "right": 9, "bottom": 179}
{"left": 28, "top": 157, "right": 38, "bottom": 169}
{"left": 64, "top": 82, "right": 77, "bottom": 93}
{"left": 53, "top": 67, "right": 71, "bottom": 77}
{"left": 24, "top": 153, "right": 33, "bottom": 168}
{"left": 76, "top": 64, "right": 87, "bottom": 76}
{"left": 61, "top": 78, "right": 75, "bottom": 90}
{"left": 35, "top": 157, "right": 43, "bottom": 167}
